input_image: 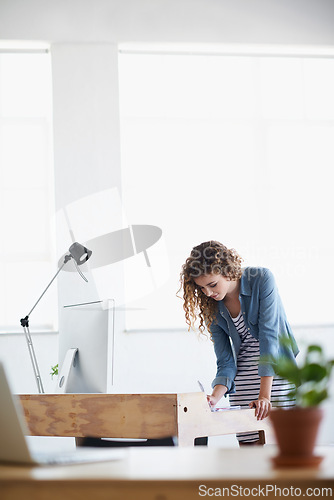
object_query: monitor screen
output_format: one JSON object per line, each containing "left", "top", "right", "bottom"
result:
{"left": 58, "top": 300, "right": 114, "bottom": 393}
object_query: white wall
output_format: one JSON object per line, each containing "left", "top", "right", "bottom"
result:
{"left": 0, "top": 0, "right": 334, "bottom": 46}
{"left": 1, "top": 0, "right": 334, "bottom": 445}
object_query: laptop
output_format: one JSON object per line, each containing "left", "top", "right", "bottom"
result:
{"left": 0, "top": 362, "right": 125, "bottom": 466}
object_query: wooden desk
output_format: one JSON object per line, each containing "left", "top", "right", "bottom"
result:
{"left": 18, "top": 392, "right": 274, "bottom": 446}
{"left": 0, "top": 446, "right": 333, "bottom": 500}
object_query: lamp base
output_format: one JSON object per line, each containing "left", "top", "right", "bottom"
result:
{"left": 22, "top": 325, "right": 44, "bottom": 394}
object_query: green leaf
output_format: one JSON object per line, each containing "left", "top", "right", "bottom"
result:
{"left": 273, "top": 357, "right": 302, "bottom": 386}
{"left": 300, "top": 388, "right": 328, "bottom": 407}
{"left": 307, "top": 345, "right": 323, "bottom": 354}
{"left": 301, "top": 363, "right": 327, "bottom": 383}
{"left": 328, "top": 360, "right": 334, "bottom": 373}
{"left": 50, "top": 364, "right": 59, "bottom": 379}
{"left": 286, "top": 388, "right": 297, "bottom": 401}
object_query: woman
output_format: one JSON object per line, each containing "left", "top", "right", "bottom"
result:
{"left": 179, "top": 241, "right": 299, "bottom": 445}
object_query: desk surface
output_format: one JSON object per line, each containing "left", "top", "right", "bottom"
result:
{"left": 0, "top": 446, "right": 333, "bottom": 500}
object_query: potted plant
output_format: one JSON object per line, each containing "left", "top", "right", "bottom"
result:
{"left": 263, "top": 340, "right": 334, "bottom": 467}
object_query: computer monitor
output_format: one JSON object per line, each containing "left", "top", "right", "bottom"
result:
{"left": 57, "top": 300, "right": 114, "bottom": 393}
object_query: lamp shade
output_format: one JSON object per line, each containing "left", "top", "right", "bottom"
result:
{"left": 69, "top": 242, "right": 92, "bottom": 265}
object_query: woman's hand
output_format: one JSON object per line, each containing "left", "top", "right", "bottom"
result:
{"left": 249, "top": 397, "right": 272, "bottom": 420}
{"left": 207, "top": 394, "right": 219, "bottom": 408}
{"left": 250, "top": 376, "right": 273, "bottom": 419}
{"left": 207, "top": 384, "right": 228, "bottom": 409}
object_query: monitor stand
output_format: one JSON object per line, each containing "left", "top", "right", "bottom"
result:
{"left": 55, "top": 348, "right": 78, "bottom": 393}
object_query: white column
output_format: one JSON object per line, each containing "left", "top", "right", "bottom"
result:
{"left": 51, "top": 43, "right": 122, "bottom": 210}
{"left": 50, "top": 44, "right": 126, "bottom": 380}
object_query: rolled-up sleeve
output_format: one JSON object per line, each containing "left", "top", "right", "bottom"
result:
{"left": 210, "top": 322, "right": 237, "bottom": 394}
{"left": 257, "top": 269, "right": 280, "bottom": 377}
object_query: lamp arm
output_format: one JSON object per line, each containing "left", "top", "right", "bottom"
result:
{"left": 21, "top": 255, "right": 71, "bottom": 326}
{"left": 19, "top": 254, "right": 72, "bottom": 394}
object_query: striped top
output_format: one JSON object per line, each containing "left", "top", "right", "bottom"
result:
{"left": 232, "top": 311, "right": 260, "bottom": 370}
{"left": 228, "top": 311, "right": 295, "bottom": 443}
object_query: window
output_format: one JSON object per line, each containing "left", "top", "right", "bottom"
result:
{"left": 118, "top": 48, "right": 334, "bottom": 330}
{"left": 0, "top": 50, "right": 55, "bottom": 332}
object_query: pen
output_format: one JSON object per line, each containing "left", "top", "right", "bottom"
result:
{"left": 197, "top": 380, "right": 205, "bottom": 393}
{"left": 198, "top": 380, "right": 214, "bottom": 410}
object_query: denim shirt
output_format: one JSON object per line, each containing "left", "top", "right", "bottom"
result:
{"left": 210, "top": 267, "right": 299, "bottom": 394}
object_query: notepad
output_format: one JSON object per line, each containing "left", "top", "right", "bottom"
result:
{"left": 212, "top": 406, "right": 241, "bottom": 412}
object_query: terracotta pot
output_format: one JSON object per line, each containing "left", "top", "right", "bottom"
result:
{"left": 269, "top": 407, "right": 324, "bottom": 467}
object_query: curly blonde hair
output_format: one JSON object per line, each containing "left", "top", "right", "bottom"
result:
{"left": 178, "top": 241, "right": 243, "bottom": 336}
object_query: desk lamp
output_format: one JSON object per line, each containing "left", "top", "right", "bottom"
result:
{"left": 20, "top": 242, "right": 92, "bottom": 393}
